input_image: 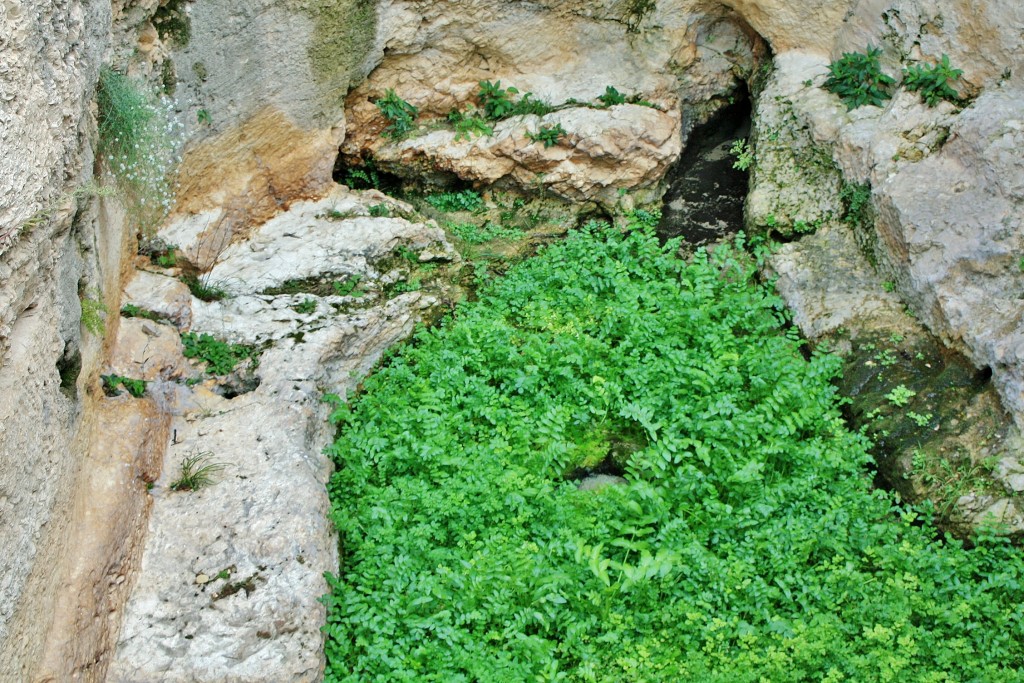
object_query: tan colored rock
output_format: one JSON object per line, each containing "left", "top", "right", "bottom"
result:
{"left": 358, "top": 104, "right": 682, "bottom": 206}
{"left": 108, "top": 317, "right": 195, "bottom": 382}
{"left": 34, "top": 396, "right": 169, "bottom": 683}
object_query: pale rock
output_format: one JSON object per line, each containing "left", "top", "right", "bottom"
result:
{"left": 123, "top": 269, "right": 194, "bottom": 329}
{"left": 366, "top": 105, "right": 682, "bottom": 206}
{"left": 578, "top": 474, "right": 628, "bottom": 491}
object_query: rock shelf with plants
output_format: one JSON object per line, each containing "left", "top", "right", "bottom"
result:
{"left": 322, "top": 219, "right": 1024, "bottom": 681}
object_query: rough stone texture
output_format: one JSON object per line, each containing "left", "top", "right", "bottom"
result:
{"left": 0, "top": 0, "right": 109, "bottom": 252}
{"left": 146, "top": 0, "right": 378, "bottom": 243}
{"left": 34, "top": 396, "right": 169, "bottom": 683}
{"left": 123, "top": 269, "right": 194, "bottom": 329}
{"left": 109, "top": 187, "right": 455, "bottom": 681}
{"left": 340, "top": 0, "right": 764, "bottom": 200}
{"left": 107, "top": 317, "right": 196, "bottom": 382}
{"left": 362, "top": 104, "right": 682, "bottom": 207}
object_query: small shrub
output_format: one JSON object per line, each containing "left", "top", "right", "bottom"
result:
{"left": 97, "top": 67, "right": 182, "bottom": 235}
{"left": 425, "top": 189, "right": 484, "bottom": 213}
{"left": 374, "top": 89, "right": 418, "bottom": 139}
{"left": 730, "top": 139, "right": 753, "bottom": 170}
{"left": 293, "top": 298, "right": 317, "bottom": 315}
{"left": 181, "top": 332, "right": 258, "bottom": 375}
{"left": 597, "top": 85, "right": 627, "bottom": 107}
{"left": 526, "top": 123, "right": 567, "bottom": 148}
{"left": 477, "top": 80, "right": 554, "bottom": 120}
{"left": 80, "top": 292, "right": 108, "bottom": 336}
{"left": 368, "top": 203, "right": 390, "bottom": 217}
{"left": 447, "top": 106, "right": 494, "bottom": 141}
{"left": 903, "top": 54, "right": 962, "bottom": 107}
{"left": 823, "top": 46, "right": 895, "bottom": 110}
{"left": 181, "top": 275, "right": 227, "bottom": 302}
{"left": 102, "top": 374, "right": 147, "bottom": 398}
{"left": 169, "top": 451, "right": 226, "bottom": 491}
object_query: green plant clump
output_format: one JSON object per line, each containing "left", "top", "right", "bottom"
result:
{"left": 101, "top": 374, "right": 147, "bottom": 398}
{"left": 526, "top": 123, "right": 567, "bottom": 148}
{"left": 181, "top": 332, "right": 258, "bottom": 375}
{"left": 445, "top": 221, "right": 524, "bottom": 245}
{"left": 597, "top": 86, "right": 627, "bottom": 107}
{"left": 823, "top": 46, "right": 896, "bottom": 110}
{"left": 477, "top": 80, "right": 553, "bottom": 120}
{"left": 323, "top": 221, "right": 1024, "bottom": 681}
{"left": 729, "top": 139, "right": 753, "bottom": 171}
{"left": 181, "top": 275, "right": 227, "bottom": 302}
{"left": 96, "top": 67, "right": 182, "bottom": 235}
{"left": 904, "top": 54, "right": 963, "bottom": 107}
{"left": 447, "top": 106, "right": 494, "bottom": 141}
{"left": 169, "top": 451, "right": 226, "bottom": 491}
{"left": 425, "top": 190, "right": 484, "bottom": 213}
{"left": 375, "top": 89, "right": 419, "bottom": 139}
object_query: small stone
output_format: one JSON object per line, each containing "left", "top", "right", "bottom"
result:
{"left": 195, "top": 574, "right": 209, "bottom": 585}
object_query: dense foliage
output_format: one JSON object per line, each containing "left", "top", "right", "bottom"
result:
{"left": 824, "top": 47, "right": 895, "bottom": 110}
{"left": 903, "top": 54, "right": 962, "bottom": 107}
{"left": 324, "top": 223, "right": 1024, "bottom": 682}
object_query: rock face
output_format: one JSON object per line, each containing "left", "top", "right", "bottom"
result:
{"left": 108, "top": 187, "right": 456, "bottom": 681}
{"left": 340, "top": 0, "right": 764, "bottom": 203}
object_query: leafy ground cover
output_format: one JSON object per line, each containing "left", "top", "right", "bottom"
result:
{"left": 324, "top": 222, "right": 1024, "bottom": 682}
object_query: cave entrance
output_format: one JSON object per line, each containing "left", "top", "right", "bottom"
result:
{"left": 657, "top": 88, "right": 752, "bottom": 245}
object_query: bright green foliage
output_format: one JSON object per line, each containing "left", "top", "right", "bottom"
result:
{"left": 477, "top": 80, "right": 554, "bottom": 120}
{"left": 80, "top": 292, "right": 108, "bottom": 336}
{"left": 597, "top": 86, "right": 627, "bottom": 107}
{"left": 181, "top": 332, "right": 258, "bottom": 375}
{"left": 904, "top": 54, "right": 962, "bottom": 107}
{"left": 885, "top": 384, "right": 917, "bottom": 407}
{"left": 169, "top": 452, "right": 226, "bottom": 491}
{"left": 444, "top": 220, "right": 524, "bottom": 245}
{"left": 425, "top": 190, "right": 484, "bottom": 213}
{"left": 526, "top": 123, "right": 567, "bottom": 148}
{"left": 323, "top": 222, "right": 1024, "bottom": 681}
{"left": 824, "top": 47, "right": 895, "bottom": 110}
{"left": 730, "top": 139, "right": 753, "bottom": 171}
{"left": 333, "top": 274, "right": 364, "bottom": 297}
{"left": 375, "top": 89, "right": 419, "bottom": 139}
{"left": 294, "top": 298, "right": 317, "bottom": 314}
{"left": 447, "top": 106, "right": 494, "bottom": 141}
{"left": 101, "top": 374, "right": 147, "bottom": 398}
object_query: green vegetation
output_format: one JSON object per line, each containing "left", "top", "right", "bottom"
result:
{"left": 294, "top": 298, "right": 318, "bottom": 315}
{"left": 904, "top": 54, "right": 962, "bottom": 107}
{"left": 96, "top": 67, "right": 181, "bottom": 235}
{"left": 375, "top": 89, "right": 419, "bottom": 139}
{"left": 323, "top": 221, "right": 1024, "bottom": 681}
{"left": 885, "top": 384, "right": 917, "bottom": 407}
{"left": 447, "top": 106, "right": 494, "bottom": 141}
{"left": 181, "top": 275, "right": 227, "bottom": 302}
{"left": 823, "top": 46, "right": 895, "bottom": 110}
{"left": 729, "top": 138, "right": 753, "bottom": 171}
{"left": 368, "top": 203, "right": 390, "bottom": 217}
{"left": 80, "top": 292, "right": 108, "bottom": 336}
{"left": 169, "top": 452, "right": 226, "bottom": 492}
{"left": 526, "top": 123, "right": 567, "bottom": 148}
{"left": 597, "top": 86, "right": 627, "bottom": 107}
{"left": 332, "top": 274, "right": 364, "bottom": 297}
{"left": 444, "top": 221, "right": 525, "bottom": 245}
{"left": 477, "top": 80, "right": 553, "bottom": 120}
{"left": 101, "top": 374, "right": 147, "bottom": 398}
{"left": 181, "top": 332, "right": 258, "bottom": 375}
{"left": 425, "top": 189, "right": 484, "bottom": 213}
{"left": 120, "top": 303, "right": 164, "bottom": 322}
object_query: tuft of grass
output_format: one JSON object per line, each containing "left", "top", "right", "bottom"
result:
{"left": 169, "top": 451, "right": 226, "bottom": 491}
{"left": 181, "top": 275, "right": 227, "bottom": 302}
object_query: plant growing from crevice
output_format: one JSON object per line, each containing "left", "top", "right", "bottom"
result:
{"left": 80, "top": 290, "right": 108, "bottom": 336}
{"left": 181, "top": 332, "right": 258, "bottom": 375}
{"left": 903, "top": 54, "right": 962, "bottom": 107}
{"left": 823, "top": 46, "right": 895, "bottom": 110}
{"left": 447, "top": 106, "right": 494, "bottom": 141}
{"left": 730, "top": 138, "right": 753, "bottom": 171}
{"left": 425, "top": 189, "right": 484, "bottom": 213}
{"left": 477, "top": 80, "right": 554, "bottom": 120}
{"left": 96, "top": 67, "right": 182, "bottom": 236}
{"left": 169, "top": 451, "right": 226, "bottom": 491}
{"left": 374, "top": 89, "right": 419, "bottom": 139}
{"left": 102, "top": 374, "right": 147, "bottom": 398}
{"left": 526, "top": 123, "right": 567, "bottom": 148}
{"left": 597, "top": 86, "right": 627, "bottom": 107}
{"left": 181, "top": 274, "right": 227, "bottom": 302}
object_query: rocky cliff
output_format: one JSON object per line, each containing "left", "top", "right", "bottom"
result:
{"left": 0, "top": 0, "right": 1022, "bottom": 680}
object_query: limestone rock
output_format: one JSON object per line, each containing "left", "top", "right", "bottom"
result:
{"left": 362, "top": 105, "right": 683, "bottom": 206}
{"left": 123, "top": 269, "right": 194, "bottom": 329}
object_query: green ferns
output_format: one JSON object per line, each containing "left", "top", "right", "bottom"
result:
{"left": 323, "top": 222, "right": 1024, "bottom": 681}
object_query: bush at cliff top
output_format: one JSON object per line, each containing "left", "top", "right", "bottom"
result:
{"left": 323, "top": 221, "right": 1024, "bottom": 681}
